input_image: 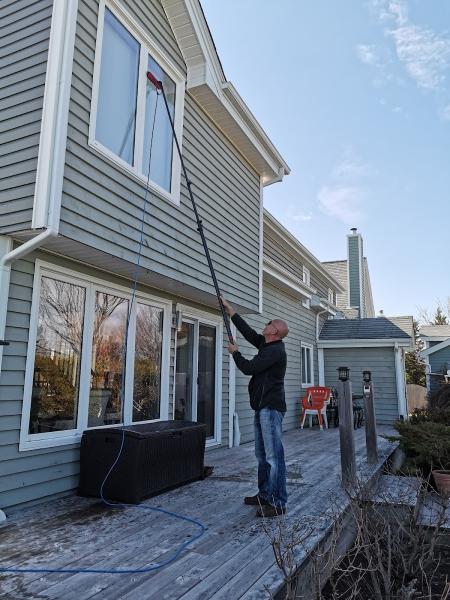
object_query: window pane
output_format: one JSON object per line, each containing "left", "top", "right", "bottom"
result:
{"left": 29, "top": 277, "right": 85, "bottom": 434}
{"left": 197, "top": 324, "right": 216, "bottom": 438}
{"left": 175, "top": 322, "right": 194, "bottom": 421}
{"left": 301, "top": 347, "right": 306, "bottom": 383}
{"left": 306, "top": 348, "right": 312, "bottom": 383}
{"left": 96, "top": 9, "right": 139, "bottom": 165}
{"left": 89, "top": 292, "right": 128, "bottom": 427}
{"left": 133, "top": 304, "right": 163, "bottom": 421}
{"left": 142, "top": 55, "right": 176, "bottom": 191}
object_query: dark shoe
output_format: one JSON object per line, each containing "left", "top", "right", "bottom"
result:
{"left": 244, "top": 494, "right": 270, "bottom": 506}
{"left": 256, "top": 504, "right": 287, "bottom": 518}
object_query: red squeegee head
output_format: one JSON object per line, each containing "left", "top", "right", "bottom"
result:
{"left": 146, "top": 71, "right": 162, "bottom": 90}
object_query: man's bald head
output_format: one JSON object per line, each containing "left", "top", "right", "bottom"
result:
{"left": 262, "top": 318, "right": 289, "bottom": 342}
{"left": 272, "top": 319, "right": 289, "bottom": 340}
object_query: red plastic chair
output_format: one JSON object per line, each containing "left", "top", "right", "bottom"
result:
{"left": 300, "top": 386, "right": 332, "bottom": 430}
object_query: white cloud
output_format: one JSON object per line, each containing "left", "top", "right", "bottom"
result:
{"left": 356, "top": 44, "right": 380, "bottom": 67}
{"left": 441, "top": 104, "right": 450, "bottom": 121}
{"left": 318, "top": 152, "right": 372, "bottom": 225}
{"left": 390, "top": 24, "right": 450, "bottom": 92}
{"left": 318, "top": 185, "right": 366, "bottom": 225}
{"left": 368, "top": 0, "right": 450, "bottom": 93}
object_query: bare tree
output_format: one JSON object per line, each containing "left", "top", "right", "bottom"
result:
{"left": 263, "top": 474, "right": 449, "bottom": 599}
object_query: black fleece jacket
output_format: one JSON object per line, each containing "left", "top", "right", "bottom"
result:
{"left": 231, "top": 313, "right": 287, "bottom": 413}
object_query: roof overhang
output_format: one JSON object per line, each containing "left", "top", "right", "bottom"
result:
{"left": 263, "top": 258, "right": 311, "bottom": 300}
{"left": 318, "top": 338, "right": 413, "bottom": 349}
{"left": 420, "top": 337, "right": 450, "bottom": 358}
{"left": 264, "top": 211, "right": 345, "bottom": 292}
{"left": 310, "top": 295, "right": 337, "bottom": 316}
{"left": 161, "top": 0, "right": 290, "bottom": 184}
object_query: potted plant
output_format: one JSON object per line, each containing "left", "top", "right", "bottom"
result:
{"left": 432, "top": 468, "right": 450, "bottom": 497}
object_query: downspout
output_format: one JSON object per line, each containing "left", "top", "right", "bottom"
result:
{"left": 316, "top": 308, "right": 328, "bottom": 386}
{"left": 394, "top": 342, "right": 408, "bottom": 419}
{"left": 0, "top": 0, "right": 78, "bottom": 374}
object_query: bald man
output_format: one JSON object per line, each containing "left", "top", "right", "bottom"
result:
{"left": 221, "top": 297, "right": 288, "bottom": 517}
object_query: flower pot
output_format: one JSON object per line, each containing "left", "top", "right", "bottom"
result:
{"left": 432, "top": 470, "right": 450, "bottom": 498}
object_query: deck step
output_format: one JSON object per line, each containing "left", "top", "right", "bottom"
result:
{"left": 370, "top": 474, "right": 422, "bottom": 507}
{"left": 417, "top": 493, "right": 450, "bottom": 530}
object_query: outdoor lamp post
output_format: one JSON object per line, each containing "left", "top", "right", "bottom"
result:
{"left": 362, "top": 370, "right": 378, "bottom": 464}
{"left": 362, "top": 370, "right": 371, "bottom": 383}
{"left": 337, "top": 367, "right": 356, "bottom": 488}
{"left": 337, "top": 366, "right": 350, "bottom": 382}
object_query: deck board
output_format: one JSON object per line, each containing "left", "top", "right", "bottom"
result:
{"left": 0, "top": 427, "right": 396, "bottom": 599}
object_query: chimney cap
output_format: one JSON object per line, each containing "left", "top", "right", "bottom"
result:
{"left": 350, "top": 227, "right": 358, "bottom": 235}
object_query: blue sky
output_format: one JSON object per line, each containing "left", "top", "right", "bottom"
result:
{"left": 201, "top": 0, "right": 450, "bottom": 319}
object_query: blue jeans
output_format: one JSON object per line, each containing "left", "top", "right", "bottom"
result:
{"left": 254, "top": 408, "right": 287, "bottom": 508}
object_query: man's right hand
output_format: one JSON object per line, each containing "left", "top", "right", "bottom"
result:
{"left": 220, "top": 296, "right": 235, "bottom": 317}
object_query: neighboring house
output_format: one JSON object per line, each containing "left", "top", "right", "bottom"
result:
{"left": 319, "top": 317, "right": 414, "bottom": 423}
{"left": 323, "top": 227, "right": 375, "bottom": 319}
{"left": 0, "top": 0, "right": 289, "bottom": 509}
{"left": 419, "top": 325, "right": 450, "bottom": 395}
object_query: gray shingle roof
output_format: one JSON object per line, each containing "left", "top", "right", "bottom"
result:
{"left": 319, "top": 317, "right": 411, "bottom": 340}
{"left": 420, "top": 325, "right": 450, "bottom": 338}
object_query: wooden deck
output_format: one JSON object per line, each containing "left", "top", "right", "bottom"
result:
{"left": 0, "top": 426, "right": 396, "bottom": 600}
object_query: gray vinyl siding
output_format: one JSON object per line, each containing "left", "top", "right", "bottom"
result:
{"left": 348, "top": 236, "right": 361, "bottom": 309}
{"left": 323, "top": 261, "right": 348, "bottom": 311}
{"left": 264, "top": 234, "right": 336, "bottom": 302}
{"left": 429, "top": 346, "right": 450, "bottom": 395}
{"left": 0, "top": 0, "right": 52, "bottom": 234}
{"left": 59, "top": 0, "right": 261, "bottom": 312}
{"left": 323, "top": 347, "right": 399, "bottom": 424}
{"left": 264, "top": 235, "right": 303, "bottom": 281}
{"left": 0, "top": 249, "right": 231, "bottom": 510}
{"left": 234, "top": 281, "right": 319, "bottom": 443}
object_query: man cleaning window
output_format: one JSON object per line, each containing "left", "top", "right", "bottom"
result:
{"left": 221, "top": 297, "right": 288, "bottom": 517}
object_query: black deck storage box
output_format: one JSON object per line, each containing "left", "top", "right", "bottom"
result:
{"left": 78, "top": 420, "right": 206, "bottom": 503}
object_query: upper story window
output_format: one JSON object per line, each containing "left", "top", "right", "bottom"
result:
{"left": 301, "top": 343, "right": 314, "bottom": 387}
{"left": 90, "top": 2, "right": 184, "bottom": 202}
{"left": 302, "top": 266, "right": 311, "bottom": 287}
{"left": 328, "top": 288, "right": 335, "bottom": 304}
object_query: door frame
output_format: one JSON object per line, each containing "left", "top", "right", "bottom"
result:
{"left": 173, "top": 304, "right": 223, "bottom": 446}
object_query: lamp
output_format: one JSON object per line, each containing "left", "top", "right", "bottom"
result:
{"left": 337, "top": 366, "right": 350, "bottom": 382}
{"left": 362, "top": 370, "right": 371, "bottom": 383}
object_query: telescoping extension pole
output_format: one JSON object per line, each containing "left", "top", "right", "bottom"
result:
{"left": 147, "top": 71, "right": 234, "bottom": 343}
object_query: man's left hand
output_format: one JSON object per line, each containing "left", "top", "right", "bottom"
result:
{"left": 228, "top": 342, "right": 238, "bottom": 354}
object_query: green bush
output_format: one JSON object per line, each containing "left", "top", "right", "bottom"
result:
{"left": 409, "top": 407, "right": 450, "bottom": 426}
{"left": 428, "top": 385, "right": 450, "bottom": 411}
{"left": 394, "top": 420, "right": 450, "bottom": 475}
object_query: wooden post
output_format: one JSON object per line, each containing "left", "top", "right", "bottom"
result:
{"left": 337, "top": 379, "right": 356, "bottom": 488}
{"left": 364, "top": 382, "right": 378, "bottom": 464}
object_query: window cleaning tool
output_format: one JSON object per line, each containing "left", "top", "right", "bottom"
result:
{"left": 147, "top": 70, "right": 234, "bottom": 344}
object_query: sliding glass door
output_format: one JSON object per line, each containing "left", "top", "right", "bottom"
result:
{"left": 174, "top": 317, "right": 220, "bottom": 442}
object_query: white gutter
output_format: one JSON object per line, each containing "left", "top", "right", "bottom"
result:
{"left": 394, "top": 342, "right": 408, "bottom": 419}
{"left": 316, "top": 308, "right": 328, "bottom": 387}
{"left": 316, "top": 308, "right": 328, "bottom": 342}
{"left": 0, "top": 0, "right": 78, "bottom": 378}
{"left": 228, "top": 323, "right": 237, "bottom": 448}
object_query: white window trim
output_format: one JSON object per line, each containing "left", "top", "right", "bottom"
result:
{"left": 89, "top": 0, "right": 185, "bottom": 205}
{"left": 173, "top": 304, "right": 223, "bottom": 447}
{"left": 301, "top": 342, "right": 314, "bottom": 388}
{"left": 20, "top": 260, "right": 172, "bottom": 451}
{"left": 328, "top": 288, "right": 334, "bottom": 304}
